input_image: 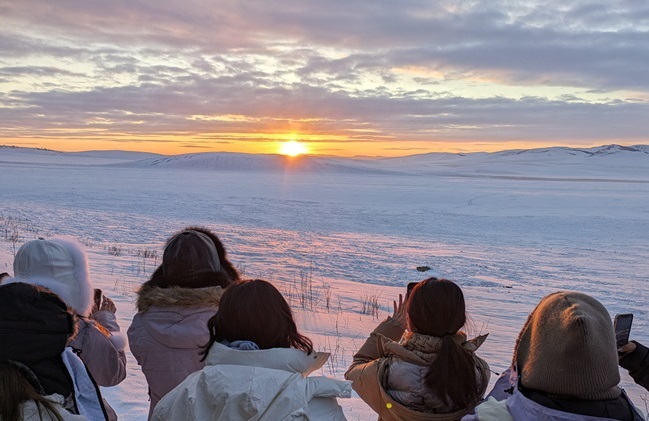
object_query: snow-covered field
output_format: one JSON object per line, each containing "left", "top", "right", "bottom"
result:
{"left": 1, "top": 144, "right": 649, "bottom": 420}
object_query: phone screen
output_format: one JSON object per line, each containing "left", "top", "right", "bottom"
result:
{"left": 406, "top": 282, "right": 419, "bottom": 298}
{"left": 614, "top": 313, "right": 633, "bottom": 348}
{"left": 94, "top": 288, "right": 103, "bottom": 307}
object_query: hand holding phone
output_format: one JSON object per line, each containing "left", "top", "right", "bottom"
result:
{"left": 391, "top": 294, "right": 407, "bottom": 328}
{"left": 406, "top": 282, "right": 419, "bottom": 299}
{"left": 94, "top": 288, "right": 103, "bottom": 310}
{"left": 99, "top": 295, "right": 117, "bottom": 313}
{"left": 614, "top": 313, "right": 633, "bottom": 349}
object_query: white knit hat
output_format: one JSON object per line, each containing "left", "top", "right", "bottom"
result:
{"left": 514, "top": 291, "right": 621, "bottom": 400}
{"left": 7, "top": 237, "right": 93, "bottom": 317}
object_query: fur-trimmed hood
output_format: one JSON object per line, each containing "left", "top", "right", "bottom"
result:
{"left": 135, "top": 284, "right": 224, "bottom": 312}
{"left": 5, "top": 236, "right": 94, "bottom": 317}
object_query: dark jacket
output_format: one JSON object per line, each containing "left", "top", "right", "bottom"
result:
{"left": 620, "top": 341, "right": 649, "bottom": 391}
{"left": 0, "top": 282, "right": 109, "bottom": 420}
{"left": 0, "top": 282, "right": 74, "bottom": 397}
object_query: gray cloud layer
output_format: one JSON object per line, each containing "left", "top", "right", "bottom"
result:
{"left": 0, "top": 0, "right": 647, "bottom": 153}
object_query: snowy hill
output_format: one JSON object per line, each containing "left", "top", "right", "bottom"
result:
{"left": 65, "top": 150, "right": 163, "bottom": 160}
{"left": 0, "top": 146, "right": 162, "bottom": 165}
{"left": 373, "top": 144, "right": 649, "bottom": 180}
{"left": 2, "top": 144, "right": 648, "bottom": 180}
{"left": 1, "top": 142, "right": 649, "bottom": 420}
{"left": 120, "top": 152, "right": 398, "bottom": 174}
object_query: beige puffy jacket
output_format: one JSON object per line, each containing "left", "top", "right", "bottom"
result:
{"left": 345, "top": 317, "right": 490, "bottom": 421}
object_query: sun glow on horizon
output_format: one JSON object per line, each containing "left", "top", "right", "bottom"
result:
{"left": 278, "top": 140, "right": 309, "bottom": 157}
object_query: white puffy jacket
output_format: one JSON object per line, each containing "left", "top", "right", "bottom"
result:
{"left": 152, "top": 341, "right": 352, "bottom": 420}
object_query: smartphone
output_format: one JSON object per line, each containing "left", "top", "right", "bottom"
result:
{"left": 406, "top": 282, "right": 419, "bottom": 299}
{"left": 94, "top": 288, "right": 103, "bottom": 308}
{"left": 614, "top": 313, "right": 633, "bottom": 348}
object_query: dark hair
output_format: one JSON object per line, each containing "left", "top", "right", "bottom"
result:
{"left": 0, "top": 283, "right": 77, "bottom": 400}
{"left": 0, "top": 361, "right": 64, "bottom": 421}
{"left": 407, "top": 278, "right": 481, "bottom": 409}
{"left": 146, "top": 227, "right": 237, "bottom": 289}
{"left": 0, "top": 272, "right": 10, "bottom": 282}
{"left": 200, "top": 279, "right": 313, "bottom": 360}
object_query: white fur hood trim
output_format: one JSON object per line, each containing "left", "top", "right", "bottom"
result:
{"left": 5, "top": 236, "right": 94, "bottom": 317}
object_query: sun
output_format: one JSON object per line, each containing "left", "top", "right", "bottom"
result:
{"left": 279, "top": 140, "right": 308, "bottom": 157}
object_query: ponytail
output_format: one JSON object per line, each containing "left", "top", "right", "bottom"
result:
{"left": 424, "top": 335, "right": 480, "bottom": 408}
{"left": 407, "top": 278, "right": 484, "bottom": 409}
{"left": 199, "top": 312, "right": 218, "bottom": 362}
{"left": 0, "top": 361, "right": 65, "bottom": 421}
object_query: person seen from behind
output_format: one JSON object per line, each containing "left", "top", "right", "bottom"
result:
{"left": 127, "top": 227, "right": 239, "bottom": 419}
{"left": 3, "top": 237, "right": 125, "bottom": 421}
{"left": 463, "top": 291, "right": 645, "bottom": 421}
{"left": 345, "top": 277, "right": 490, "bottom": 421}
{"left": 0, "top": 282, "right": 110, "bottom": 421}
{"left": 152, "top": 279, "right": 351, "bottom": 420}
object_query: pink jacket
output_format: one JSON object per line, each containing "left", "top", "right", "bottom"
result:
{"left": 69, "top": 311, "right": 127, "bottom": 387}
{"left": 127, "top": 284, "right": 223, "bottom": 419}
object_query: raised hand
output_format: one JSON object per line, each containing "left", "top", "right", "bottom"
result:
{"left": 100, "top": 295, "right": 117, "bottom": 314}
{"left": 392, "top": 293, "right": 407, "bottom": 328}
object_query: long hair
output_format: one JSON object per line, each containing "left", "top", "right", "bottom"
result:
{"left": 0, "top": 361, "right": 64, "bottom": 421}
{"left": 406, "top": 278, "right": 481, "bottom": 409}
{"left": 200, "top": 279, "right": 313, "bottom": 360}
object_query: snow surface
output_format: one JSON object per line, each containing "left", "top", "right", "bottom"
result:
{"left": 1, "top": 144, "right": 649, "bottom": 420}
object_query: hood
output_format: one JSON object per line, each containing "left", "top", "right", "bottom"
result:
{"left": 133, "top": 288, "right": 220, "bottom": 348}
{"left": 5, "top": 236, "right": 93, "bottom": 316}
{"left": 153, "top": 343, "right": 351, "bottom": 421}
{"left": 135, "top": 284, "right": 224, "bottom": 311}
{"left": 0, "top": 282, "right": 73, "bottom": 362}
{"left": 378, "top": 332, "right": 488, "bottom": 364}
{"left": 206, "top": 341, "right": 330, "bottom": 376}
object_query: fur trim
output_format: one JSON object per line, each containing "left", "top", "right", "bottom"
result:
{"left": 6, "top": 236, "right": 94, "bottom": 316}
{"left": 136, "top": 284, "right": 224, "bottom": 311}
{"left": 109, "top": 331, "right": 127, "bottom": 352}
{"left": 49, "top": 236, "right": 93, "bottom": 316}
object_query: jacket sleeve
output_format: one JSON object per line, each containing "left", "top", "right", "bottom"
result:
{"left": 344, "top": 316, "right": 404, "bottom": 414}
{"left": 21, "top": 396, "right": 89, "bottom": 421}
{"left": 461, "top": 396, "right": 514, "bottom": 421}
{"left": 619, "top": 341, "right": 649, "bottom": 391}
{"left": 68, "top": 316, "right": 127, "bottom": 387}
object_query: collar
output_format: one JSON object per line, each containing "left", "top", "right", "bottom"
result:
{"left": 205, "top": 341, "right": 330, "bottom": 375}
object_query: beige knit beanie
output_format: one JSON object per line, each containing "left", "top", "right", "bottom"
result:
{"left": 514, "top": 291, "right": 621, "bottom": 400}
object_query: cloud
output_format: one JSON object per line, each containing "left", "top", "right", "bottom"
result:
{"left": 0, "top": 0, "right": 648, "bottom": 153}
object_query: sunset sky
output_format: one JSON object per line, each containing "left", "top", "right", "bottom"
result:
{"left": 1, "top": 1, "right": 647, "bottom": 157}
